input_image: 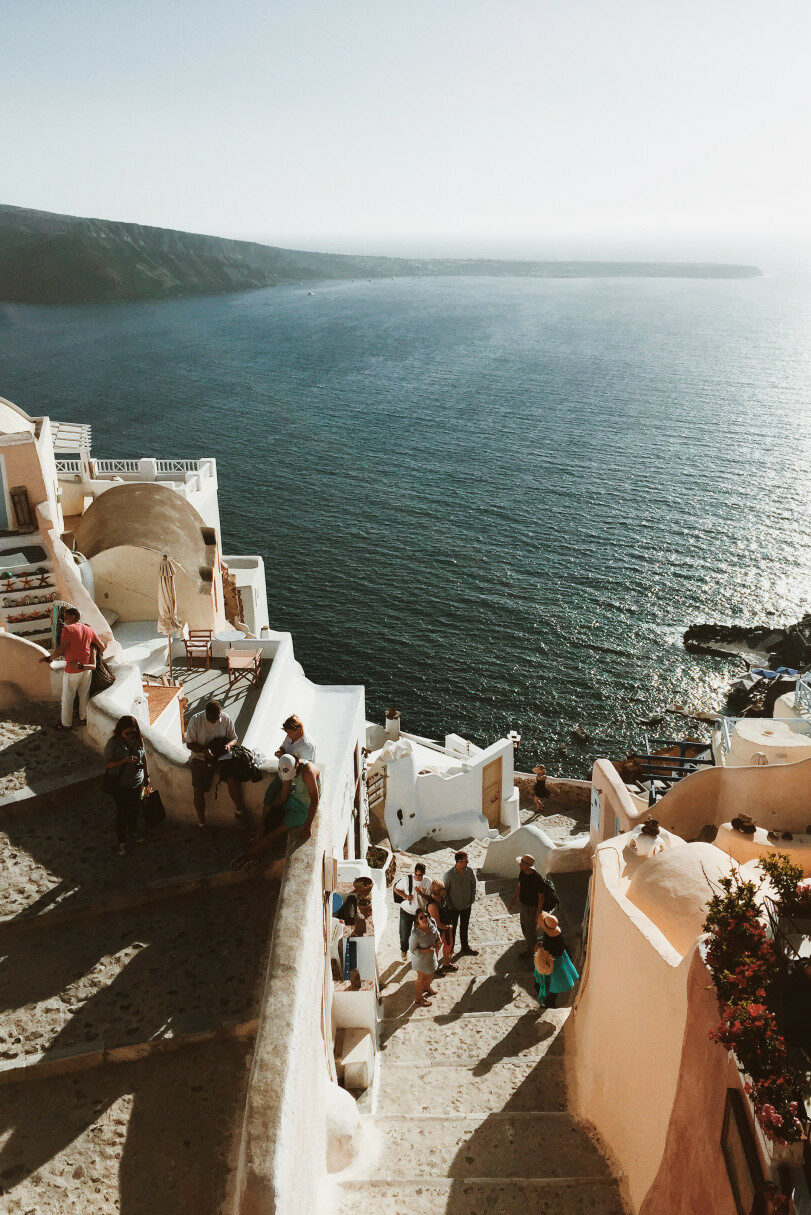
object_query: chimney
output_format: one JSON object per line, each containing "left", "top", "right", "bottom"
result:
{"left": 385, "top": 707, "right": 401, "bottom": 741}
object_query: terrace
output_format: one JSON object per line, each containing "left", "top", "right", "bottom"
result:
{"left": 0, "top": 746, "right": 279, "bottom": 1214}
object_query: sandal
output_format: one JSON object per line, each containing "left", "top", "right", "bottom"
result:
{"left": 415, "top": 997, "right": 432, "bottom": 1007}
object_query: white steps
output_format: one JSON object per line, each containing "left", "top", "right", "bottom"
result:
{"left": 331, "top": 848, "right": 625, "bottom": 1215}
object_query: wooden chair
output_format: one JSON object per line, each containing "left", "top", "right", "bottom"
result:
{"left": 183, "top": 629, "right": 213, "bottom": 670}
{"left": 227, "top": 646, "right": 262, "bottom": 690}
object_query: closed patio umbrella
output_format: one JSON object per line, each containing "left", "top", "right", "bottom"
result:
{"left": 157, "top": 554, "right": 181, "bottom": 678}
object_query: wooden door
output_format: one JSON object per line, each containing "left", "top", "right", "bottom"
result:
{"left": 481, "top": 756, "right": 502, "bottom": 827}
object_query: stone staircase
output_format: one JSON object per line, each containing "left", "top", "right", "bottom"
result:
{"left": 333, "top": 862, "right": 625, "bottom": 1215}
{"left": 0, "top": 777, "right": 278, "bottom": 1212}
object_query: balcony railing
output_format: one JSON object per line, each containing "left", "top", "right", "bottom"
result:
{"left": 795, "top": 675, "right": 811, "bottom": 714}
{"left": 93, "top": 459, "right": 142, "bottom": 475}
{"left": 715, "top": 715, "right": 811, "bottom": 758}
{"left": 155, "top": 460, "right": 200, "bottom": 474}
{"left": 55, "top": 458, "right": 82, "bottom": 474}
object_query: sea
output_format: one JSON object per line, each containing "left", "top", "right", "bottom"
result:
{"left": 1, "top": 273, "right": 810, "bottom": 776}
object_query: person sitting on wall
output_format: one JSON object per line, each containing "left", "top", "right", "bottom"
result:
{"left": 185, "top": 699, "right": 244, "bottom": 827}
{"left": 40, "top": 606, "right": 103, "bottom": 729}
{"left": 275, "top": 714, "right": 316, "bottom": 763}
{"left": 230, "top": 752, "right": 320, "bottom": 868}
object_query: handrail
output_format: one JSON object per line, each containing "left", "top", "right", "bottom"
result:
{"left": 715, "top": 714, "right": 811, "bottom": 757}
{"left": 156, "top": 459, "right": 200, "bottom": 473}
{"left": 795, "top": 675, "right": 811, "bottom": 713}
{"left": 93, "top": 458, "right": 141, "bottom": 475}
{"left": 55, "top": 458, "right": 82, "bottom": 474}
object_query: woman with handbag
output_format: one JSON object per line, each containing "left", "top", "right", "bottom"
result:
{"left": 533, "top": 913, "right": 579, "bottom": 1009}
{"left": 426, "top": 881, "right": 455, "bottom": 975}
{"left": 409, "top": 909, "right": 441, "bottom": 1007}
{"left": 103, "top": 716, "right": 149, "bottom": 856}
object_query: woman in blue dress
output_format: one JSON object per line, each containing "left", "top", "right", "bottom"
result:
{"left": 533, "top": 912, "right": 578, "bottom": 1008}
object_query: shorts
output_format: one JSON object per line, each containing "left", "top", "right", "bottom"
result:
{"left": 190, "top": 758, "right": 215, "bottom": 793}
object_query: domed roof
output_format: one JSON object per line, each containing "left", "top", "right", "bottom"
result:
{"left": 0, "top": 396, "right": 35, "bottom": 436}
{"left": 626, "top": 842, "right": 740, "bottom": 956}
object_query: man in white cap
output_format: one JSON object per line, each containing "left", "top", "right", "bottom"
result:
{"left": 507, "top": 854, "right": 558, "bottom": 960}
{"left": 231, "top": 752, "right": 320, "bottom": 868}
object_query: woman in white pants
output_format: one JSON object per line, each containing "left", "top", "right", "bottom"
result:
{"left": 41, "top": 606, "right": 103, "bottom": 729}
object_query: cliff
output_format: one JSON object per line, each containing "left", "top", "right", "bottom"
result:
{"left": 0, "top": 204, "right": 763, "bottom": 305}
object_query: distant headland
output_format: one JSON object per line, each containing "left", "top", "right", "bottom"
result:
{"left": 0, "top": 204, "right": 763, "bottom": 305}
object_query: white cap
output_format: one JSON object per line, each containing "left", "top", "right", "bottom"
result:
{"left": 278, "top": 753, "right": 297, "bottom": 781}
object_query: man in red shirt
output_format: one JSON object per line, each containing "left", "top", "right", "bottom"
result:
{"left": 42, "top": 607, "right": 103, "bottom": 728}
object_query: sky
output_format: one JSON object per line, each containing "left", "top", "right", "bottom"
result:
{"left": 2, "top": 0, "right": 811, "bottom": 258}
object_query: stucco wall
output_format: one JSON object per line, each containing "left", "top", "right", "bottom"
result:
{"left": 567, "top": 838, "right": 689, "bottom": 1212}
{"left": 0, "top": 434, "right": 50, "bottom": 524}
{"left": 637, "top": 949, "right": 758, "bottom": 1215}
{"left": 233, "top": 698, "right": 363, "bottom": 1215}
{"left": 91, "top": 545, "right": 216, "bottom": 629}
{"left": 36, "top": 502, "right": 118, "bottom": 659}
{"left": 0, "top": 633, "right": 61, "bottom": 707}
{"left": 71, "top": 481, "right": 217, "bottom": 593}
{"left": 568, "top": 837, "right": 768, "bottom": 1214}
{"left": 590, "top": 758, "right": 647, "bottom": 845}
{"left": 654, "top": 757, "right": 811, "bottom": 840}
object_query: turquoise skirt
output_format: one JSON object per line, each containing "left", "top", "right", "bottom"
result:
{"left": 534, "top": 951, "right": 579, "bottom": 999}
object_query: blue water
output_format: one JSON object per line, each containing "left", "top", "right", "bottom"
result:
{"left": 1, "top": 274, "right": 810, "bottom": 774}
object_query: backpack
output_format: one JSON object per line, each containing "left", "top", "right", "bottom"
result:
{"left": 393, "top": 875, "right": 413, "bottom": 905}
{"left": 219, "top": 745, "right": 266, "bottom": 783}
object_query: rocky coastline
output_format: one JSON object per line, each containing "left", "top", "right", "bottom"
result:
{"left": 683, "top": 613, "right": 811, "bottom": 670}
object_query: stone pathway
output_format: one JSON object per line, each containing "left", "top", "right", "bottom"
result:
{"left": 0, "top": 705, "right": 100, "bottom": 799}
{"left": 0, "top": 780, "right": 277, "bottom": 1213}
{"left": 331, "top": 840, "right": 625, "bottom": 1215}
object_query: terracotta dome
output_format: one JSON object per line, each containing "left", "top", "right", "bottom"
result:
{"left": 626, "top": 842, "right": 740, "bottom": 956}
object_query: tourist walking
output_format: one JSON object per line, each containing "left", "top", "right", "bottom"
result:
{"left": 426, "top": 880, "right": 455, "bottom": 973}
{"left": 409, "top": 909, "right": 440, "bottom": 1007}
{"left": 533, "top": 913, "right": 578, "bottom": 1009}
{"left": 275, "top": 714, "right": 316, "bottom": 763}
{"left": 507, "top": 854, "right": 559, "bottom": 960}
{"left": 41, "top": 606, "right": 103, "bottom": 729}
{"left": 103, "top": 715, "right": 148, "bottom": 856}
{"left": 441, "top": 851, "right": 478, "bottom": 957}
{"left": 185, "top": 699, "right": 244, "bottom": 826}
{"left": 393, "top": 862, "right": 430, "bottom": 961}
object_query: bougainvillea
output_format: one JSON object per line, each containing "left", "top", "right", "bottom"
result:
{"left": 703, "top": 857, "right": 807, "bottom": 1145}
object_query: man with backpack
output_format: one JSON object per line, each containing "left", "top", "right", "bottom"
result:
{"left": 507, "top": 853, "right": 559, "bottom": 961}
{"left": 393, "top": 862, "right": 430, "bottom": 961}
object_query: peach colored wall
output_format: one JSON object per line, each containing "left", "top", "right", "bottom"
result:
{"left": 90, "top": 545, "right": 219, "bottom": 630}
{"left": 567, "top": 838, "right": 688, "bottom": 1212}
{"left": 654, "top": 758, "right": 811, "bottom": 840}
{"left": 36, "top": 502, "right": 118, "bottom": 659}
{"left": 0, "top": 633, "right": 61, "bottom": 706}
{"left": 0, "top": 436, "right": 49, "bottom": 522}
{"left": 638, "top": 950, "right": 761, "bottom": 1215}
{"left": 591, "top": 758, "right": 647, "bottom": 845}
{"left": 569, "top": 837, "right": 770, "bottom": 1214}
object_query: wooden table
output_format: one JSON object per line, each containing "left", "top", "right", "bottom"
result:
{"left": 226, "top": 647, "right": 262, "bottom": 690}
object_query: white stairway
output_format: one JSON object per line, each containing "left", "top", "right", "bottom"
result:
{"left": 332, "top": 870, "right": 626, "bottom": 1215}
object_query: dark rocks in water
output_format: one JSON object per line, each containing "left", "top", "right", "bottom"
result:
{"left": 684, "top": 613, "right": 811, "bottom": 670}
{"left": 571, "top": 725, "right": 590, "bottom": 744}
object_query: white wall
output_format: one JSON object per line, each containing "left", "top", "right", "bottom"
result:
{"left": 380, "top": 737, "right": 514, "bottom": 851}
